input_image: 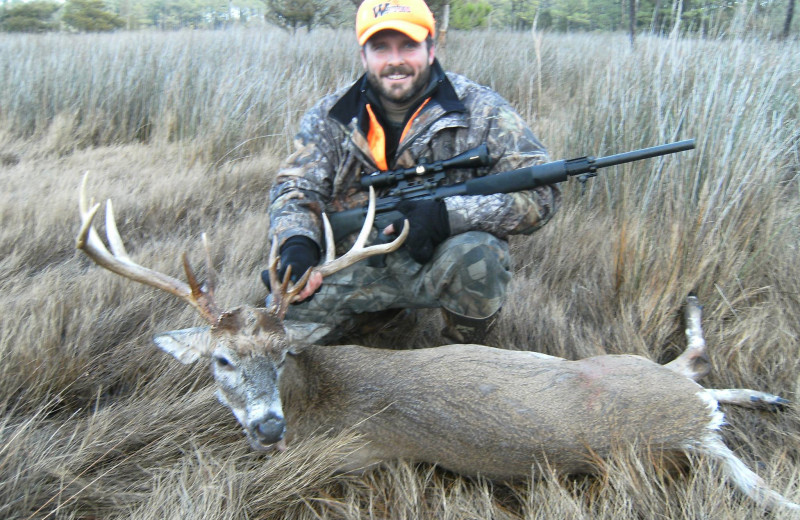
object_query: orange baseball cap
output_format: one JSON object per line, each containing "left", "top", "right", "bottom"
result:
{"left": 356, "top": 0, "right": 436, "bottom": 46}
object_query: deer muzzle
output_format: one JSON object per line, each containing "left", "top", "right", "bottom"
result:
{"left": 247, "top": 411, "right": 286, "bottom": 450}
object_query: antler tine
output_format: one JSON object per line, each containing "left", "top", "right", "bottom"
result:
{"left": 266, "top": 236, "right": 313, "bottom": 319}
{"left": 353, "top": 185, "right": 378, "bottom": 250}
{"left": 284, "top": 267, "right": 312, "bottom": 301}
{"left": 319, "top": 185, "right": 381, "bottom": 262}
{"left": 77, "top": 173, "right": 221, "bottom": 324}
{"left": 104, "top": 197, "right": 130, "bottom": 260}
{"left": 78, "top": 172, "right": 107, "bottom": 254}
{"left": 278, "top": 266, "right": 313, "bottom": 319}
{"left": 322, "top": 212, "right": 336, "bottom": 265}
{"left": 182, "top": 253, "right": 203, "bottom": 299}
{"left": 315, "top": 186, "right": 409, "bottom": 278}
{"left": 266, "top": 236, "right": 282, "bottom": 315}
{"left": 267, "top": 186, "right": 408, "bottom": 314}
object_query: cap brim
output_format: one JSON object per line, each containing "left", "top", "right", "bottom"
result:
{"left": 358, "top": 20, "right": 430, "bottom": 46}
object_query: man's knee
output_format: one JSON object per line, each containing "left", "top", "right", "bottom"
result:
{"left": 430, "top": 232, "right": 511, "bottom": 318}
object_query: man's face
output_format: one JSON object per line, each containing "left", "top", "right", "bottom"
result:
{"left": 361, "top": 30, "right": 435, "bottom": 104}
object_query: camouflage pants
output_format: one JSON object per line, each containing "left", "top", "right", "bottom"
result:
{"left": 280, "top": 231, "right": 511, "bottom": 343}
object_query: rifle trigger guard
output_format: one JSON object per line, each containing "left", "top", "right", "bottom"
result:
{"left": 577, "top": 172, "right": 596, "bottom": 196}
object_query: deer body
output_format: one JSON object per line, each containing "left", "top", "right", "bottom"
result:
{"left": 276, "top": 342, "right": 708, "bottom": 478}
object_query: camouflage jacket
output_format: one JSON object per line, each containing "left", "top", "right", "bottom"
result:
{"left": 269, "top": 60, "right": 561, "bottom": 252}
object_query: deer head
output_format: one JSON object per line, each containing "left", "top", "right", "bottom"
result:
{"left": 76, "top": 173, "right": 408, "bottom": 451}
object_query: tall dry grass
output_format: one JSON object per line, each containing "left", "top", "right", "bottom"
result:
{"left": 0, "top": 29, "right": 362, "bottom": 163}
{"left": 0, "top": 27, "right": 799, "bottom": 518}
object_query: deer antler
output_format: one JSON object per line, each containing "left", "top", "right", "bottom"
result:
{"left": 76, "top": 173, "right": 222, "bottom": 324}
{"left": 267, "top": 186, "right": 409, "bottom": 319}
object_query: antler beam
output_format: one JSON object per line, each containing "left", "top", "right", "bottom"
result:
{"left": 77, "top": 173, "right": 222, "bottom": 324}
{"left": 267, "top": 186, "right": 409, "bottom": 318}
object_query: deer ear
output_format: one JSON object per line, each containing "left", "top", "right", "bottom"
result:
{"left": 153, "top": 326, "right": 214, "bottom": 364}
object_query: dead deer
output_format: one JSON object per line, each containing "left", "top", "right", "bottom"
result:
{"left": 76, "top": 174, "right": 798, "bottom": 511}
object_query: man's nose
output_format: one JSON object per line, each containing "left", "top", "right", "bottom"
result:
{"left": 386, "top": 47, "right": 404, "bottom": 65}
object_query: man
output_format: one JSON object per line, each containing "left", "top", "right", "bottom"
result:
{"left": 266, "top": 0, "right": 560, "bottom": 345}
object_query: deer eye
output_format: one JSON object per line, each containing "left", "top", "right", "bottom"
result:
{"left": 214, "top": 355, "right": 233, "bottom": 368}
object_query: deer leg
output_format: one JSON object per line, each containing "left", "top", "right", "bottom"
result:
{"left": 666, "top": 294, "right": 712, "bottom": 381}
{"left": 694, "top": 433, "right": 800, "bottom": 510}
{"left": 706, "top": 389, "right": 790, "bottom": 410}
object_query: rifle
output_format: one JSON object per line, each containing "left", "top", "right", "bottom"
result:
{"left": 328, "top": 139, "right": 696, "bottom": 244}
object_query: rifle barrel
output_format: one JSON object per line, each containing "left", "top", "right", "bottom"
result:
{"left": 593, "top": 139, "right": 695, "bottom": 169}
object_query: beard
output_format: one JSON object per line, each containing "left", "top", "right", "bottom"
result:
{"left": 366, "top": 63, "right": 432, "bottom": 105}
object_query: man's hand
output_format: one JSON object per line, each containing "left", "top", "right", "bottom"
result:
{"left": 384, "top": 199, "right": 450, "bottom": 264}
{"left": 261, "top": 236, "right": 321, "bottom": 302}
{"left": 296, "top": 271, "right": 323, "bottom": 301}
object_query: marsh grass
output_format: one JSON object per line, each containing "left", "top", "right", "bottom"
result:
{"left": 0, "top": 29, "right": 363, "bottom": 163}
{"left": 0, "top": 28, "right": 798, "bottom": 518}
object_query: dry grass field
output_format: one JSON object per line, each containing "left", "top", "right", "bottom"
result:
{"left": 1, "top": 27, "right": 799, "bottom": 519}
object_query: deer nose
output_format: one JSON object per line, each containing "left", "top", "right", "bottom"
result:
{"left": 250, "top": 411, "right": 285, "bottom": 444}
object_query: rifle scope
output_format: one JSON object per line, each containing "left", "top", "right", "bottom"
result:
{"left": 361, "top": 144, "right": 490, "bottom": 189}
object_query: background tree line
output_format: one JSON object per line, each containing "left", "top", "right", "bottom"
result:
{"left": 0, "top": 0, "right": 796, "bottom": 38}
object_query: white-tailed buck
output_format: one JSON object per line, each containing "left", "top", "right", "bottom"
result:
{"left": 77, "top": 174, "right": 798, "bottom": 511}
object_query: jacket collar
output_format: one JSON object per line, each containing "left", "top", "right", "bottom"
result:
{"left": 328, "top": 59, "right": 465, "bottom": 129}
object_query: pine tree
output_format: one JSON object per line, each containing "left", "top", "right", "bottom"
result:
{"left": 63, "top": 0, "right": 124, "bottom": 32}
